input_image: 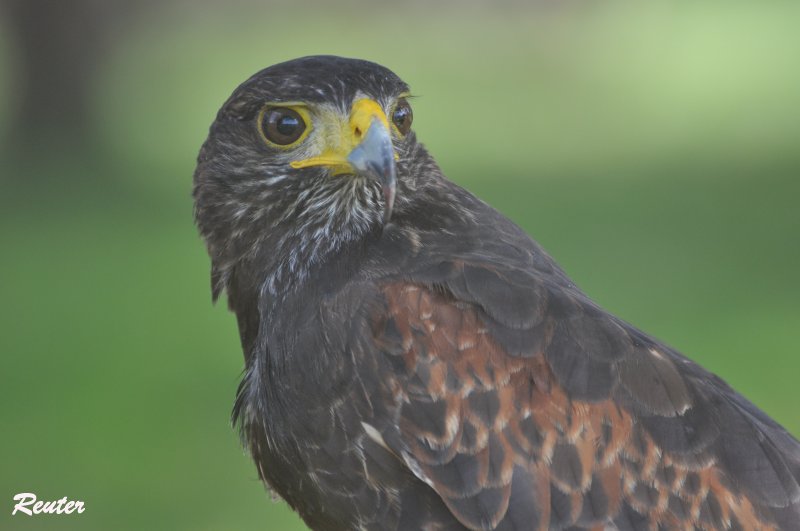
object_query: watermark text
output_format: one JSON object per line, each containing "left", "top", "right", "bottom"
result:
{"left": 12, "top": 493, "right": 85, "bottom": 516}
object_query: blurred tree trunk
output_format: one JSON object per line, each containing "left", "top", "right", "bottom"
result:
{"left": 1, "top": 0, "right": 152, "bottom": 159}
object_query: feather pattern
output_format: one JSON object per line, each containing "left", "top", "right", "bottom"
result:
{"left": 193, "top": 56, "right": 800, "bottom": 530}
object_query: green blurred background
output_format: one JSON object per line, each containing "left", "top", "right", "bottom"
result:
{"left": 1, "top": 1, "right": 798, "bottom": 529}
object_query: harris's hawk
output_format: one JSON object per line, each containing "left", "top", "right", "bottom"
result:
{"left": 193, "top": 56, "right": 800, "bottom": 530}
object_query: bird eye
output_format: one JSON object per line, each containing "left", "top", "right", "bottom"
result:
{"left": 260, "top": 107, "right": 308, "bottom": 147}
{"left": 392, "top": 98, "right": 413, "bottom": 135}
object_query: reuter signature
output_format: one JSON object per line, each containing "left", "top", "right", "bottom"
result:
{"left": 12, "top": 493, "right": 85, "bottom": 515}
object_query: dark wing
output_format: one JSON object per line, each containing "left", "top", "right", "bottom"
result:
{"left": 360, "top": 259, "right": 800, "bottom": 530}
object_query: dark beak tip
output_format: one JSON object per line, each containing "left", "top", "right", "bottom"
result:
{"left": 382, "top": 183, "right": 396, "bottom": 224}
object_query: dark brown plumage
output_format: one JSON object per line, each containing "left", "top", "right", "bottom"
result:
{"left": 193, "top": 56, "right": 800, "bottom": 530}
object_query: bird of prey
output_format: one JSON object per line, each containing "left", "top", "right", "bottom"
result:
{"left": 193, "top": 56, "right": 800, "bottom": 530}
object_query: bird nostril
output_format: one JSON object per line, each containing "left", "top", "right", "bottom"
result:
{"left": 354, "top": 127, "right": 363, "bottom": 139}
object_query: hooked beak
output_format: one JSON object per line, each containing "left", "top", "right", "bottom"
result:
{"left": 290, "top": 99, "right": 397, "bottom": 223}
{"left": 347, "top": 117, "right": 396, "bottom": 224}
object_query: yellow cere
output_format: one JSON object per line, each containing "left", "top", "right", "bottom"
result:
{"left": 290, "top": 98, "right": 393, "bottom": 175}
{"left": 349, "top": 98, "right": 391, "bottom": 135}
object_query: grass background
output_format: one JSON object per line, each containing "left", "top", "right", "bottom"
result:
{"left": 1, "top": 2, "right": 798, "bottom": 529}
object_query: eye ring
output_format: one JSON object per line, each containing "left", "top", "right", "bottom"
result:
{"left": 258, "top": 106, "right": 310, "bottom": 148}
{"left": 391, "top": 98, "right": 413, "bottom": 136}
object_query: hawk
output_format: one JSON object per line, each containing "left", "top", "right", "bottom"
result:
{"left": 193, "top": 56, "right": 800, "bottom": 530}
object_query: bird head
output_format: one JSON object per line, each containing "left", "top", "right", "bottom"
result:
{"left": 193, "top": 56, "right": 430, "bottom": 298}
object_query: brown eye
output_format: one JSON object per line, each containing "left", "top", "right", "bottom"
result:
{"left": 260, "top": 107, "right": 307, "bottom": 146}
{"left": 392, "top": 98, "right": 413, "bottom": 135}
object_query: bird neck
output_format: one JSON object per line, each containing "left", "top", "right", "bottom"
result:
{"left": 259, "top": 219, "right": 382, "bottom": 303}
